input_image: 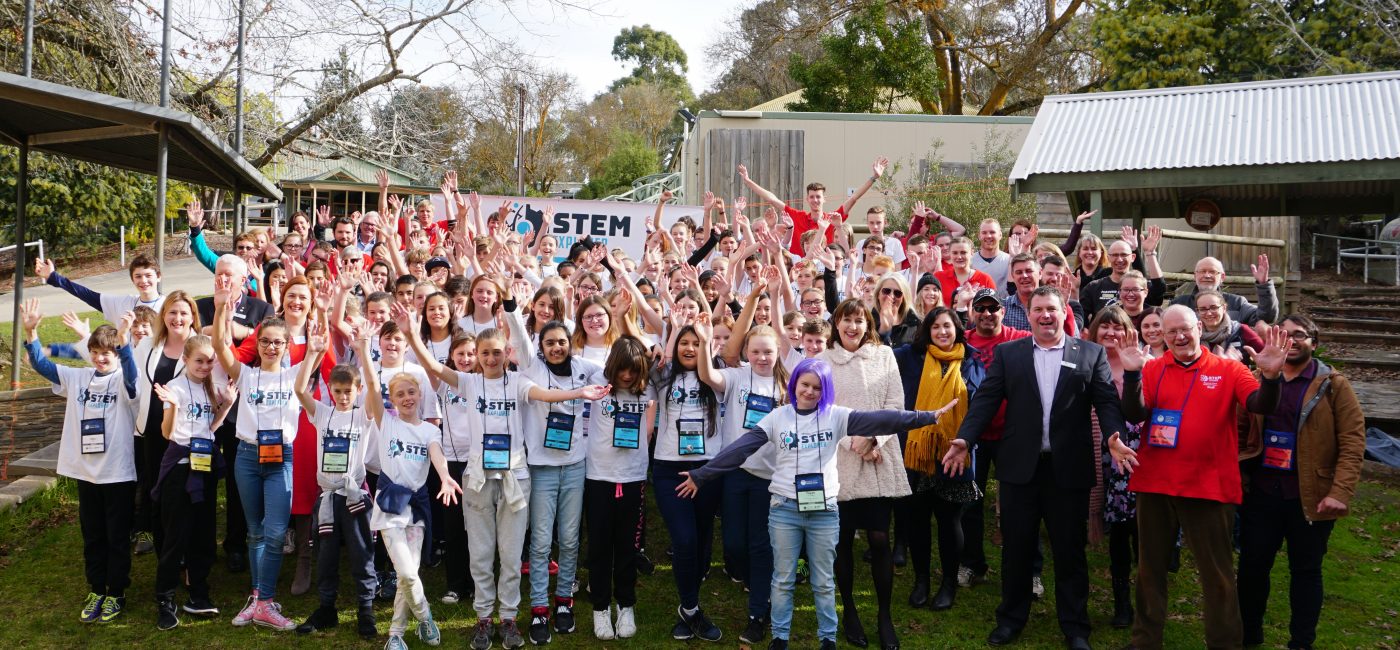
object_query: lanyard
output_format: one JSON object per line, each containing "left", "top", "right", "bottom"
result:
{"left": 1153, "top": 364, "right": 1199, "bottom": 411}
{"left": 794, "top": 407, "right": 825, "bottom": 476}
{"left": 481, "top": 372, "right": 512, "bottom": 439}
{"left": 184, "top": 375, "right": 211, "bottom": 436}
{"left": 81, "top": 370, "right": 117, "bottom": 423}
{"left": 254, "top": 364, "right": 285, "bottom": 432}
{"left": 326, "top": 405, "right": 361, "bottom": 441}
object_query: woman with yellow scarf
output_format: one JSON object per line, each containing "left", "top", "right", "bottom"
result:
{"left": 893, "top": 306, "right": 983, "bottom": 612}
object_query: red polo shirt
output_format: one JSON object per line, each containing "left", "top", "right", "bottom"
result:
{"left": 1128, "top": 348, "right": 1260, "bottom": 504}
{"left": 785, "top": 205, "right": 847, "bottom": 256}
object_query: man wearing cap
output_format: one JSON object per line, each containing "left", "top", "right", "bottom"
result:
{"left": 426, "top": 256, "right": 452, "bottom": 287}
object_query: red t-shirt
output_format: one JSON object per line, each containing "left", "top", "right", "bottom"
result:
{"left": 965, "top": 326, "right": 1031, "bottom": 441}
{"left": 1127, "top": 349, "right": 1260, "bottom": 504}
{"left": 397, "top": 217, "right": 450, "bottom": 250}
{"left": 933, "top": 268, "right": 995, "bottom": 308}
{"left": 785, "top": 205, "right": 847, "bottom": 256}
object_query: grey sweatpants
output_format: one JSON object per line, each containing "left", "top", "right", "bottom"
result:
{"left": 464, "top": 477, "right": 532, "bottom": 620}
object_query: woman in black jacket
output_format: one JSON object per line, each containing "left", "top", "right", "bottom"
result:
{"left": 871, "top": 273, "right": 922, "bottom": 348}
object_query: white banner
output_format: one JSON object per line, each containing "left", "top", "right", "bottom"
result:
{"left": 476, "top": 196, "right": 703, "bottom": 263}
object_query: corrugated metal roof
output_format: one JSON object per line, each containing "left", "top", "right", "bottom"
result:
{"left": 1010, "top": 71, "right": 1400, "bottom": 182}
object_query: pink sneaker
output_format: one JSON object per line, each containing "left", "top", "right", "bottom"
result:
{"left": 251, "top": 599, "right": 296, "bottom": 631}
{"left": 231, "top": 591, "right": 258, "bottom": 627}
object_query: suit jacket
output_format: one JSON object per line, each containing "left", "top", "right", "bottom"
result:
{"left": 955, "top": 335, "right": 1126, "bottom": 489}
{"left": 196, "top": 293, "right": 273, "bottom": 344}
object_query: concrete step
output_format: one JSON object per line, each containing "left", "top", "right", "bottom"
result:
{"left": 1333, "top": 352, "right": 1400, "bottom": 370}
{"left": 1320, "top": 330, "right": 1400, "bottom": 344}
{"left": 1314, "top": 317, "right": 1400, "bottom": 334}
{"left": 0, "top": 475, "right": 58, "bottom": 513}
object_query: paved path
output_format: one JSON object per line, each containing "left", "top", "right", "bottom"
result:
{"left": 0, "top": 257, "right": 213, "bottom": 323}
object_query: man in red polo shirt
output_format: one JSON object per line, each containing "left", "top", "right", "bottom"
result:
{"left": 1110, "top": 304, "right": 1288, "bottom": 650}
{"left": 737, "top": 157, "right": 887, "bottom": 256}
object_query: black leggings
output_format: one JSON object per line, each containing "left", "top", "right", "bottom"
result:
{"left": 1108, "top": 519, "right": 1138, "bottom": 583}
{"left": 836, "top": 524, "right": 893, "bottom": 630}
{"left": 585, "top": 479, "right": 644, "bottom": 610}
{"left": 909, "top": 489, "right": 966, "bottom": 584}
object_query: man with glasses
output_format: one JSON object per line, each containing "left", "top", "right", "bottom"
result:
{"left": 1081, "top": 227, "right": 1165, "bottom": 318}
{"left": 1169, "top": 255, "right": 1278, "bottom": 327}
{"left": 960, "top": 288, "right": 1031, "bottom": 589}
{"left": 1110, "top": 305, "right": 1289, "bottom": 650}
{"left": 1237, "top": 314, "right": 1365, "bottom": 650}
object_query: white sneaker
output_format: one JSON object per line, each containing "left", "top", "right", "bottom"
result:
{"left": 1031, "top": 576, "right": 1045, "bottom": 599}
{"left": 593, "top": 608, "right": 615, "bottom": 640}
{"left": 440, "top": 591, "right": 460, "bottom": 605}
{"left": 614, "top": 606, "right": 636, "bottom": 638}
{"left": 957, "top": 566, "right": 975, "bottom": 588}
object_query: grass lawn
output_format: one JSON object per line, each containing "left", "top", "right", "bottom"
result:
{"left": 0, "top": 310, "right": 105, "bottom": 388}
{"left": 0, "top": 474, "right": 1397, "bottom": 649}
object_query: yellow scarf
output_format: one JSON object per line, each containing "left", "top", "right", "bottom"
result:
{"left": 904, "top": 344, "right": 969, "bottom": 475}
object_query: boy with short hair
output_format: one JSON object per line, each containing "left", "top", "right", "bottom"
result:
{"left": 35, "top": 255, "right": 165, "bottom": 323}
{"left": 20, "top": 299, "right": 138, "bottom": 623}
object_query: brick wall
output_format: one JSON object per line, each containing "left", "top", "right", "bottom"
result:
{"left": 0, "top": 387, "right": 65, "bottom": 475}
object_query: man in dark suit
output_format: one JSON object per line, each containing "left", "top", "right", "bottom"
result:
{"left": 195, "top": 254, "right": 274, "bottom": 573}
{"left": 943, "top": 285, "right": 1126, "bottom": 650}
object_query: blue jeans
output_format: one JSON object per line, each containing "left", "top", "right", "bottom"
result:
{"left": 528, "top": 461, "right": 586, "bottom": 607}
{"left": 769, "top": 495, "right": 839, "bottom": 641}
{"left": 234, "top": 441, "right": 293, "bottom": 600}
{"left": 652, "top": 459, "right": 721, "bottom": 610}
{"left": 723, "top": 470, "right": 773, "bottom": 619}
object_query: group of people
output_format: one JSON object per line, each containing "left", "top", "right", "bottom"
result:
{"left": 26, "top": 158, "right": 1366, "bottom": 650}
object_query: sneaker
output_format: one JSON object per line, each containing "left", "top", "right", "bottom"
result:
{"left": 547, "top": 560, "right": 559, "bottom": 576}
{"left": 768, "top": 639, "right": 789, "bottom": 650}
{"left": 99, "top": 596, "right": 124, "bottom": 623}
{"left": 594, "top": 609, "right": 616, "bottom": 641}
{"left": 741, "top": 616, "right": 768, "bottom": 644}
{"left": 441, "top": 591, "right": 461, "bottom": 605}
{"left": 553, "top": 599, "right": 575, "bottom": 634}
{"left": 635, "top": 550, "right": 655, "bottom": 576}
{"left": 428, "top": 545, "right": 446, "bottom": 569}
{"left": 417, "top": 617, "right": 442, "bottom": 646}
{"left": 679, "top": 605, "right": 722, "bottom": 642}
{"left": 500, "top": 618, "right": 526, "bottom": 649}
{"left": 231, "top": 592, "right": 258, "bottom": 627}
{"left": 1031, "top": 576, "right": 1045, "bottom": 599}
{"left": 529, "top": 608, "right": 551, "bottom": 645}
{"left": 251, "top": 599, "right": 297, "bottom": 631}
{"left": 296, "top": 605, "right": 338, "bottom": 634}
{"left": 157, "top": 594, "right": 180, "bottom": 631}
{"left": 80, "top": 593, "right": 104, "bottom": 623}
{"left": 357, "top": 608, "right": 378, "bottom": 640}
{"left": 957, "top": 566, "right": 976, "bottom": 588}
{"left": 133, "top": 531, "right": 155, "bottom": 555}
{"left": 385, "top": 634, "right": 409, "bottom": 650}
{"left": 671, "top": 614, "right": 694, "bottom": 640}
{"left": 470, "top": 619, "right": 495, "bottom": 650}
{"left": 615, "top": 606, "right": 636, "bottom": 638}
{"left": 183, "top": 596, "right": 219, "bottom": 616}
{"left": 377, "top": 571, "right": 398, "bottom": 602}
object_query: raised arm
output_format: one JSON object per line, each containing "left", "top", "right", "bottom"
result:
{"left": 355, "top": 325, "right": 386, "bottom": 426}
{"left": 737, "top": 164, "right": 785, "bottom": 210}
{"left": 35, "top": 258, "right": 104, "bottom": 313}
{"left": 722, "top": 281, "right": 765, "bottom": 368}
{"left": 211, "top": 292, "right": 243, "bottom": 381}
{"left": 606, "top": 249, "right": 667, "bottom": 335}
{"left": 692, "top": 315, "right": 726, "bottom": 394}
{"left": 19, "top": 299, "right": 60, "bottom": 385}
{"left": 295, "top": 322, "right": 329, "bottom": 413}
{"left": 840, "top": 156, "right": 888, "bottom": 216}
{"left": 396, "top": 303, "right": 454, "bottom": 387}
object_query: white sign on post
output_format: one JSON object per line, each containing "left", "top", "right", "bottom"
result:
{"left": 477, "top": 196, "right": 703, "bottom": 263}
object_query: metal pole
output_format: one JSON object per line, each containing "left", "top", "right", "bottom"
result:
{"left": 10, "top": 143, "right": 29, "bottom": 389}
{"left": 155, "top": 124, "right": 168, "bottom": 275}
{"left": 121, "top": 226, "right": 126, "bottom": 268}
{"left": 233, "top": 0, "right": 246, "bottom": 239}
{"left": 516, "top": 84, "right": 526, "bottom": 196}
{"left": 21, "top": 0, "right": 34, "bottom": 76}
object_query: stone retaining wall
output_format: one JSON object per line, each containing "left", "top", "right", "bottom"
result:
{"left": 0, "top": 387, "right": 64, "bottom": 479}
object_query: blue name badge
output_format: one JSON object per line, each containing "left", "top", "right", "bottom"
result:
{"left": 258, "top": 429, "right": 284, "bottom": 463}
{"left": 743, "top": 394, "right": 775, "bottom": 430}
{"left": 322, "top": 436, "right": 351, "bottom": 474}
{"left": 795, "top": 472, "right": 828, "bottom": 512}
{"left": 80, "top": 418, "right": 106, "bottom": 454}
{"left": 677, "top": 418, "right": 706, "bottom": 456}
{"left": 613, "top": 411, "right": 641, "bottom": 449}
{"left": 544, "top": 412, "right": 575, "bottom": 451}
{"left": 482, "top": 433, "right": 511, "bottom": 470}
{"left": 1262, "top": 428, "right": 1296, "bottom": 471}
{"left": 189, "top": 437, "right": 214, "bottom": 472}
{"left": 1147, "top": 409, "right": 1181, "bottom": 448}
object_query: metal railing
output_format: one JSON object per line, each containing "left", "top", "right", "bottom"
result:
{"left": 0, "top": 239, "right": 44, "bottom": 264}
{"left": 604, "top": 172, "right": 684, "bottom": 203}
{"left": 1311, "top": 232, "right": 1400, "bottom": 286}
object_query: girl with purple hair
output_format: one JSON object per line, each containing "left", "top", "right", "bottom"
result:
{"left": 676, "top": 358, "right": 958, "bottom": 650}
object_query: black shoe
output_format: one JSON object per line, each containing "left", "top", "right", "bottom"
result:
{"left": 768, "top": 639, "right": 789, "bottom": 650}
{"left": 740, "top": 616, "right": 768, "bottom": 644}
{"left": 181, "top": 596, "right": 219, "bottom": 617}
{"left": 671, "top": 615, "right": 695, "bottom": 640}
{"left": 863, "top": 547, "right": 873, "bottom": 562}
{"left": 297, "top": 605, "right": 338, "bottom": 634}
{"left": 1168, "top": 546, "right": 1181, "bottom": 573}
{"left": 225, "top": 550, "right": 248, "bottom": 573}
{"left": 844, "top": 612, "right": 869, "bottom": 648}
{"left": 428, "top": 545, "right": 446, "bottom": 568}
{"left": 636, "top": 551, "right": 655, "bottom": 576}
{"left": 156, "top": 593, "right": 179, "bottom": 631}
{"left": 1242, "top": 631, "right": 1264, "bottom": 647}
{"left": 987, "top": 625, "right": 1021, "bottom": 646}
{"left": 892, "top": 542, "right": 907, "bottom": 568}
{"left": 908, "top": 579, "right": 930, "bottom": 608}
{"left": 1065, "top": 636, "right": 1091, "bottom": 650}
{"left": 553, "top": 600, "right": 575, "bottom": 634}
{"left": 1111, "top": 578, "right": 1133, "bottom": 629}
{"left": 878, "top": 616, "right": 899, "bottom": 649}
{"left": 376, "top": 570, "right": 398, "bottom": 601}
{"left": 528, "top": 610, "right": 551, "bottom": 645}
{"left": 678, "top": 606, "right": 722, "bottom": 642}
{"left": 931, "top": 580, "right": 957, "bottom": 611}
{"left": 821, "top": 640, "right": 838, "bottom": 650}
{"left": 357, "top": 608, "right": 377, "bottom": 640}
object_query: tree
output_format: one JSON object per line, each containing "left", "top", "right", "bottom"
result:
{"left": 304, "top": 48, "right": 370, "bottom": 148}
{"left": 369, "top": 85, "right": 471, "bottom": 180}
{"left": 564, "top": 82, "right": 675, "bottom": 179}
{"left": 577, "top": 132, "right": 659, "bottom": 199}
{"left": 1093, "top": 0, "right": 1400, "bottom": 91}
{"left": 787, "top": 3, "right": 943, "bottom": 113}
{"left": 701, "top": 0, "right": 836, "bottom": 110}
{"left": 458, "top": 63, "right": 577, "bottom": 196}
{"left": 610, "top": 24, "right": 693, "bottom": 100}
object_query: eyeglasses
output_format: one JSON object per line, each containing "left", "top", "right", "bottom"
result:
{"left": 582, "top": 313, "right": 609, "bottom": 323}
{"left": 236, "top": 245, "right": 256, "bottom": 252}
{"left": 1287, "top": 331, "right": 1312, "bottom": 341}
{"left": 578, "top": 284, "right": 599, "bottom": 292}
{"left": 880, "top": 287, "right": 903, "bottom": 299}
{"left": 1119, "top": 287, "right": 1147, "bottom": 294}
{"left": 1198, "top": 305, "right": 1224, "bottom": 313}
{"left": 257, "top": 338, "right": 288, "bottom": 349}
{"left": 801, "top": 299, "right": 823, "bottom": 308}
{"left": 973, "top": 303, "right": 1002, "bottom": 314}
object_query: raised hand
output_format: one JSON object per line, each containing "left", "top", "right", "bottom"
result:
{"left": 33, "top": 256, "right": 55, "bottom": 282}
{"left": 1075, "top": 210, "right": 1098, "bottom": 225}
{"left": 153, "top": 383, "right": 177, "bottom": 406}
{"left": 116, "top": 310, "right": 136, "bottom": 344}
{"left": 1251, "top": 253, "right": 1271, "bottom": 285}
{"left": 692, "top": 312, "right": 713, "bottom": 340}
{"left": 1121, "top": 225, "right": 1139, "bottom": 251}
{"left": 736, "top": 164, "right": 749, "bottom": 182}
{"left": 1142, "top": 225, "right": 1162, "bottom": 255}
{"left": 376, "top": 169, "right": 390, "bottom": 191}
{"left": 60, "top": 311, "right": 91, "bottom": 340}
{"left": 734, "top": 196, "right": 747, "bottom": 213}
{"left": 386, "top": 193, "right": 402, "bottom": 215}
{"left": 703, "top": 191, "right": 715, "bottom": 210}
{"left": 660, "top": 189, "right": 673, "bottom": 203}
{"left": 186, "top": 200, "right": 206, "bottom": 230}
{"left": 872, "top": 155, "right": 889, "bottom": 177}
{"left": 445, "top": 170, "right": 459, "bottom": 193}
{"left": 1245, "top": 325, "right": 1289, "bottom": 378}
{"left": 913, "top": 200, "right": 929, "bottom": 217}
{"left": 1118, "top": 328, "right": 1148, "bottom": 371}
{"left": 317, "top": 204, "right": 331, "bottom": 227}
{"left": 927, "top": 242, "right": 943, "bottom": 271}
{"left": 307, "top": 320, "right": 328, "bottom": 354}
{"left": 1007, "top": 231, "right": 1026, "bottom": 255}
{"left": 19, "top": 298, "right": 42, "bottom": 337}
